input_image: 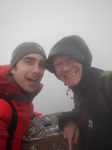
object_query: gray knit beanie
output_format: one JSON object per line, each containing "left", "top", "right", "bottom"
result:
{"left": 9, "top": 42, "right": 46, "bottom": 71}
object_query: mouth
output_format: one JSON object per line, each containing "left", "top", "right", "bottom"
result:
{"left": 65, "top": 71, "right": 77, "bottom": 78}
{"left": 27, "top": 78, "right": 39, "bottom": 85}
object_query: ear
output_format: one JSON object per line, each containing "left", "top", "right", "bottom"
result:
{"left": 11, "top": 68, "right": 14, "bottom": 74}
{"left": 11, "top": 65, "right": 17, "bottom": 74}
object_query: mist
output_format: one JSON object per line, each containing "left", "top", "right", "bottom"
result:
{"left": 0, "top": 0, "right": 112, "bottom": 115}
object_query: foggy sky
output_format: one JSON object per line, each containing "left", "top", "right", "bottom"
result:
{"left": 0, "top": 0, "right": 112, "bottom": 115}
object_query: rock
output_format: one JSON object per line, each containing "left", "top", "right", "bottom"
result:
{"left": 21, "top": 112, "right": 83, "bottom": 150}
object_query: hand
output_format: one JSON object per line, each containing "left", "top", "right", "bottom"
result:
{"left": 63, "top": 121, "right": 80, "bottom": 150}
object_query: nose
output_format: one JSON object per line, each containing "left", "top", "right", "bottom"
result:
{"left": 32, "top": 64, "right": 40, "bottom": 73}
{"left": 62, "top": 63, "right": 70, "bottom": 72}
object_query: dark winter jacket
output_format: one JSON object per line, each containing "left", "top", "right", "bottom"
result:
{"left": 58, "top": 67, "right": 112, "bottom": 150}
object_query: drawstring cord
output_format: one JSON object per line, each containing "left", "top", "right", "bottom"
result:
{"left": 66, "top": 87, "right": 73, "bottom": 99}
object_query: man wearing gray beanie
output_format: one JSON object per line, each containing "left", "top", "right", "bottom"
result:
{"left": 0, "top": 42, "right": 46, "bottom": 150}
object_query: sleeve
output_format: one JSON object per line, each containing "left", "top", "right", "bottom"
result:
{"left": 32, "top": 111, "right": 42, "bottom": 118}
{"left": 0, "top": 99, "right": 12, "bottom": 150}
{"left": 29, "top": 100, "right": 42, "bottom": 119}
{"left": 58, "top": 110, "right": 76, "bottom": 131}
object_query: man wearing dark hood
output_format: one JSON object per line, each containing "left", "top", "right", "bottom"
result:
{"left": 46, "top": 35, "right": 112, "bottom": 150}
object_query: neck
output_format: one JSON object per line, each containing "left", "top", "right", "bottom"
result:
{"left": 20, "top": 87, "right": 36, "bottom": 101}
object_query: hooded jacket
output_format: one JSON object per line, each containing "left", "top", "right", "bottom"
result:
{"left": 0, "top": 65, "right": 42, "bottom": 150}
{"left": 47, "top": 35, "right": 112, "bottom": 150}
{"left": 59, "top": 67, "right": 112, "bottom": 150}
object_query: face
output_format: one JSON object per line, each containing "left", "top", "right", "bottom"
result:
{"left": 53, "top": 55, "right": 82, "bottom": 87}
{"left": 11, "top": 53, "right": 46, "bottom": 93}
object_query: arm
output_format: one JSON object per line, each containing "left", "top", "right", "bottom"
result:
{"left": 58, "top": 111, "right": 76, "bottom": 131}
{"left": 63, "top": 121, "right": 80, "bottom": 150}
{"left": 58, "top": 111, "right": 80, "bottom": 150}
{"left": 32, "top": 111, "right": 42, "bottom": 118}
{"left": 0, "top": 99, "right": 12, "bottom": 150}
{"left": 29, "top": 101, "right": 42, "bottom": 119}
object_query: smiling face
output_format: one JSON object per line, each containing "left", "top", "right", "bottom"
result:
{"left": 53, "top": 55, "right": 82, "bottom": 87}
{"left": 11, "top": 53, "right": 46, "bottom": 93}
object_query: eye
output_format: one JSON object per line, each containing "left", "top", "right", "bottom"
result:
{"left": 54, "top": 62, "right": 62, "bottom": 68}
{"left": 39, "top": 61, "right": 46, "bottom": 69}
{"left": 26, "top": 60, "right": 33, "bottom": 65}
{"left": 68, "top": 57, "right": 76, "bottom": 63}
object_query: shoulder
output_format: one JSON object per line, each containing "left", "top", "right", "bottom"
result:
{"left": 91, "top": 67, "right": 104, "bottom": 77}
{"left": 98, "top": 70, "right": 112, "bottom": 87}
{"left": 99, "top": 70, "right": 112, "bottom": 78}
{"left": 96, "top": 70, "right": 112, "bottom": 114}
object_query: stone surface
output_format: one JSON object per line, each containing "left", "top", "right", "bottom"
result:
{"left": 21, "top": 112, "right": 83, "bottom": 150}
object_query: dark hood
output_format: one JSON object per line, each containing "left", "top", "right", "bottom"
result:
{"left": 47, "top": 35, "right": 92, "bottom": 73}
{"left": 72, "top": 66, "right": 103, "bottom": 95}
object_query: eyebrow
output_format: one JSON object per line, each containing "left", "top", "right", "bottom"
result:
{"left": 22, "top": 56, "right": 46, "bottom": 64}
{"left": 22, "top": 56, "right": 37, "bottom": 61}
